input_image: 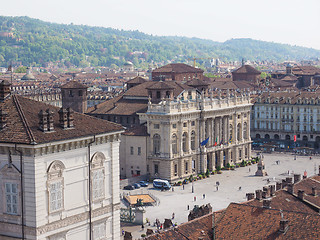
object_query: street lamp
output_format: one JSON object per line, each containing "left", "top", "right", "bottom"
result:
{"left": 192, "top": 179, "right": 194, "bottom": 193}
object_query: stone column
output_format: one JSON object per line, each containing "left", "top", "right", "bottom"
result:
{"left": 241, "top": 113, "right": 244, "bottom": 142}
{"left": 219, "top": 117, "right": 222, "bottom": 143}
{"left": 214, "top": 117, "right": 219, "bottom": 145}
{"left": 187, "top": 120, "right": 191, "bottom": 154}
{"left": 247, "top": 111, "right": 251, "bottom": 141}
{"left": 227, "top": 116, "right": 230, "bottom": 144}
{"left": 178, "top": 120, "right": 183, "bottom": 154}
{"left": 211, "top": 151, "right": 216, "bottom": 170}
{"left": 233, "top": 113, "right": 237, "bottom": 144}
{"left": 220, "top": 150, "right": 224, "bottom": 168}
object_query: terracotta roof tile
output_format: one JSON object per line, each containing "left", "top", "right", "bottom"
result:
{"left": 60, "top": 80, "right": 87, "bottom": 89}
{"left": 232, "top": 65, "right": 261, "bottom": 74}
{"left": 214, "top": 203, "right": 320, "bottom": 240}
{"left": 0, "top": 95, "right": 124, "bottom": 145}
{"left": 152, "top": 63, "right": 204, "bottom": 74}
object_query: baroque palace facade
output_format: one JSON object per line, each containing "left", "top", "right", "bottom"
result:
{"left": 139, "top": 89, "right": 252, "bottom": 181}
{"left": 88, "top": 63, "right": 252, "bottom": 182}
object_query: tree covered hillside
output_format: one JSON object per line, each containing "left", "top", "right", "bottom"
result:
{"left": 0, "top": 16, "right": 319, "bottom": 68}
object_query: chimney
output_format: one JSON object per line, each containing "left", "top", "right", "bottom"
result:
{"left": 38, "top": 110, "right": 48, "bottom": 132}
{"left": 67, "top": 107, "right": 74, "bottom": 128}
{"left": 279, "top": 219, "right": 289, "bottom": 233}
{"left": 263, "top": 199, "right": 271, "bottom": 209}
{"left": 46, "top": 109, "right": 54, "bottom": 131}
{"left": 0, "top": 80, "right": 11, "bottom": 101}
{"left": 58, "top": 108, "right": 68, "bottom": 129}
{"left": 270, "top": 185, "right": 276, "bottom": 196}
{"left": 0, "top": 109, "right": 8, "bottom": 130}
{"left": 246, "top": 193, "right": 255, "bottom": 201}
{"left": 282, "top": 179, "right": 287, "bottom": 188}
{"left": 286, "top": 177, "right": 293, "bottom": 184}
{"left": 287, "top": 183, "right": 294, "bottom": 194}
{"left": 263, "top": 186, "right": 270, "bottom": 197}
{"left": 262, "top": 191, "right": 267, "bottom": 199}
{"left": 312, "top": 187, "right": 317, "bottom": 197}
{"left": 294, "top": 174, "right": 301, "bottom": 183}
{"left": 276, "top": 182, "right": 282, "bottom": 191}
{"left": 298, "top": 190, "right": 304, "bottom": 200}
{"left": 256, "top": 190, "right": 262, "bottom": 200}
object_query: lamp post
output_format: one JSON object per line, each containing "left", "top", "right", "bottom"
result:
{"left": 192, "top": 179, "right": 194, "bottom": 193}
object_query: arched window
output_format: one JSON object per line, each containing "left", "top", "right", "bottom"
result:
{"left": 243, "top": 122, "right": 247, "bottom": 140}
{"left": 153, "top": 134, "right": 161, "bottom": 154}
{"left": 91, "top": 152, "right": 106, "bottom": 201}
{"left": 182, "top": 132, "right": 188, "bottom": 152}
{"left": 265, "top": 134, "right": 270, "bottom": 139}
{"left": 47, "top": 160, "right": 65, "bottom": 213}
{"left": 237, "top": 123, "right": 241, "bottom": 141}
{"left": 191, "top": 131, "right": 196, "bottom": 150}
{"left": 172, "top": 134, "right": 178, "bottom": 154}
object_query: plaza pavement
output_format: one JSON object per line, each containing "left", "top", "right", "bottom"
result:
{"left": 121, "top": 152, "right": 320, "bottom": 239}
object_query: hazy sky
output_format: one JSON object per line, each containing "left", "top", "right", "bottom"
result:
{"left": 1, "top": 0, "right": 320, "bottom": 49}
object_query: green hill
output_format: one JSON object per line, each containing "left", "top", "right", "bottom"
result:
{"left": 0, "top": 16, "right": 319, "bottom": 68}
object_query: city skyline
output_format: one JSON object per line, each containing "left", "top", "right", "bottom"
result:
{"left": 1, "top": 0, "right": 320, "bottom": 50}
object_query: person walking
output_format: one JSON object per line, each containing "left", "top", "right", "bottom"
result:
{"left": 172, "top": 212, "right": 175, "bottom": 220}
{"left": 203, "top": 193, "right": 206, "bottom": 199}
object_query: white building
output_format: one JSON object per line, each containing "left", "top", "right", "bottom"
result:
{"left": 0, "top": 80, "right": 124, "bottom": 240}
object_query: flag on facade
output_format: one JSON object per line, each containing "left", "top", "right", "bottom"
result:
{"left": 214, "top": 137, "right": 218, "bottom": 146}
{"left": 294, "top": 135, "right": 296, "bottom": 142}
{"left": 229, "top": 136, "right": 232, "bottom": 144}
{"left": 200, "top": 137, "right": 209, "bottom": 146}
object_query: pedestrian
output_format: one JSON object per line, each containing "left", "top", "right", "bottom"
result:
{"left": 172, "top": 187, "right": 174, "bottom": 192}
{"left": 249, "top": 168, "right": 251, "bottom": 172}
{"left": 141, "top": 224, "right": 144, "bottom": 229}
{"left": 183, "top": 184, "right": 185, "bottom": 190}
{"left": 187, "top": 205, "right": 189, "bottom": 210}
{"left": 203, "top": 193, "right": 206, "bottom": 199}
{"left": 172, "top": 212, "right": 175, "bottom": 220}
{"left": 239, "top": 186, "right": 242, "bottom": 191}
{"left": 310, "top": 156, "right": 312, "bottom": 160}
{"left": 216, "top": 186, "right": 219, "bottom": 191}
{"left": 160, "top": 224, "right": 163, "bottom": 230}
{"left": 122, "top": 229, "right": 124, "bottom": 236}
{"left": 194, "top": 196, "right": 197, "bottom": 201}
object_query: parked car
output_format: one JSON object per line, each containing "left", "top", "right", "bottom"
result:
{"left": 139, "top": 181, "right": 149, "bottom": 187}
{"left": 123, "top": 185, "right": 134, "bottom": 190}
{"left": 133, "top": 183, "right": 141, "bottom": 189}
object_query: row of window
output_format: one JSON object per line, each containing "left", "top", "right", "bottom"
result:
{"left": 154, "top": 121, "right": 196, "bottom": 129}
{"left": 130, "top": 146, "right": 141, "bottom": 155}
{"left": 3, "top": 152, "right": 107, "bottom": 216}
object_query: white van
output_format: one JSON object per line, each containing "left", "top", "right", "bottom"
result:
{"left": 153, "top": 179, "right": 171, "bottom": 190}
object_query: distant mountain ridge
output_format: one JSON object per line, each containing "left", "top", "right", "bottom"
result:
{"left": 0, "top": 16, "right": 319, "bottom": 68}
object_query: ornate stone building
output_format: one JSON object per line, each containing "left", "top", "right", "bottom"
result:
{"left": 0, "top": 80, "right": 124, "bottom": 239}
{"left": 139, "top": 89, "right": 252, "bottom": 181}
{"left": 251, "top": 91, "right": 320, "bottom": 150}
